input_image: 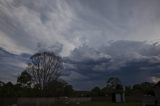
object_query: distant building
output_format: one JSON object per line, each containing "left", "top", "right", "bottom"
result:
{"left": 112, "top": 86, "right": 125, "bottom": 103}
{"left": 143, "top": 81, "right": 160, "bottom": 106}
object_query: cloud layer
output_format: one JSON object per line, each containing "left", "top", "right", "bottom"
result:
{"left": 63, "top": 41, "right": 160, "bottom": 89}
{"left": 0, "top": 0, "right": 160, "bottom": 90}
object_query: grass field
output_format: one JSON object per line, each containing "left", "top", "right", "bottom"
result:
{"left": 77, "top": 102, "right": 142, "bottom": 106}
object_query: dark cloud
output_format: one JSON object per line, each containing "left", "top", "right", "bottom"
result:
{"left": 0, "top": 47, "right": 31, "bottom": 82}
{"left": 0, "top": 40, "right": 160, "bottom": 90}
{"left": 63, "top": 41, "right": 160, "bottom": 90}
{"left": 37, "top": 42, "right": 63, "bottom": 55}
{"left": 0, "top": 0, "right": 160, "bottom": 90}
{"left": 0, "top": 42, "right": 62, "bottom": 83}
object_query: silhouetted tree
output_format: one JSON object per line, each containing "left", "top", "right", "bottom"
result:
{"left": 105, "top": 77, "right": 123, "bottom": 95}
{"left": 141, "top": 82, "right": 154, "bottom": 95}
{"left": 91, "top": 86, "right": 101, "bottom": 97}
{"left": 17, "top": 70, "right": 32, "bottom": 88}
{"left": 0, "top": 81, "right": 5, "bottom": 97}
{"left": 132, "top": 82, "right": 154, "bottom": 95}
{"left": 155, "top": 81, "right": 160, "bottom": 87}
{"left": 125, "top": 86, "right": 132, "bottom": 96}
{"left": 26, "top": 51, "right": 63, "bottom": 96}
{"left": 64, "top": 84, "right": 74, "bottom": 97}
{"left": 0, "top": 81, "right": 4, "bottom": 87}
{"left": 3, "top": 82, "right": 15, "bottom": 97}
{"left": 106, "top": 77, "right": 122, "bottom": 90}
{"left": 46, "top": 79, "right": 67, "bottom": 97}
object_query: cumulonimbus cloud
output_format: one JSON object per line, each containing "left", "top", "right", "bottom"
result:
{"left": 1, "top": 0, "right": 160, "bottom": 90}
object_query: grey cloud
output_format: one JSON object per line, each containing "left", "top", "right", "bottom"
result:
{"left": 67, "top": 0, "right": 160, "bottom": 45}
{"left": 1, "top": 0, "right": 160, "bottom": 55}
{"left": 0, "top": 0, "right": 78, "bottom": 55}
{"left": 0, "top": 40, "right": 160, "bottom": 90}
{"left": 37, "top": 42, "right": 63, "bottom": 55}
{"left": 0, "top": 42, "right": 62, "bottom": 83}
{"left": 64, "top": 41, "right": 160, "bottom": 89}
{"left": 1, "top": 0, "right": 160, "bottom": 90}
{"left": 65, "top": 45, "right": 111, "bottom": 64}
{"left": 0, "top": 47, "right": 30, "bottom": 82}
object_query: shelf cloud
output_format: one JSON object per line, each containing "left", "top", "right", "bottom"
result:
{"left": 0, "top": 0, "right": 160, "bottom": 90}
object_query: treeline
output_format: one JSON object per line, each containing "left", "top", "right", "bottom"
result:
{"left": 0, "top": 77, "right": 159, "bottom": 97}
{"left": 80, "top": 77, "right": 160, "bottom": 97}
{"left": 90, "top": 81, "right": 157, "bottom": 97}
{"left": 0, "top": 51, "right": 159, "bottom": 97}
{"left": 0, "top": 80, "right": 74, "bottom": 97}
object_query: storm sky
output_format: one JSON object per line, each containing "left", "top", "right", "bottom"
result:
{"left": 0, "top": 0, "right": 160, "bottom": 90}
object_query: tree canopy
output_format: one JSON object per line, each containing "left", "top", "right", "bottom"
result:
{"left": 26, "top": 52, "right": 63, "bottom": 92}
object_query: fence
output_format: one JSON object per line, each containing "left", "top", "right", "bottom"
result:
{"left": 0, "top": 97, "right": 91, "bottom": 106}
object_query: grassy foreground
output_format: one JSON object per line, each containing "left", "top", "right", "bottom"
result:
{"left": 77, "top": 102, "right": 142, "bottom": 106}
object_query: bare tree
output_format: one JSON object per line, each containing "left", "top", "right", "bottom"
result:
{"left": 26, "top": 52, "right": 63, "bottom": 92}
